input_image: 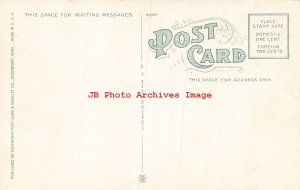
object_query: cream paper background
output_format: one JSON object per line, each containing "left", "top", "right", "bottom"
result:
{"left": 0, "top": 0, "right": 299, "bottom": 189}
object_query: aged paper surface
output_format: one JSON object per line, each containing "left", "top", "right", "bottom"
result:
{"left": 0, "top": 0, "right": 299, "bottom": 189}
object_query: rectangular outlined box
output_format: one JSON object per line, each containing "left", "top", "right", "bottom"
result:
{"left": 248, "top": 13, "right": 289, "bottom": 59}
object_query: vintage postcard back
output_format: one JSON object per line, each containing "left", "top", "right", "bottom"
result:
{"left": 0, "top": 0, "right": 299, "bottom": 190}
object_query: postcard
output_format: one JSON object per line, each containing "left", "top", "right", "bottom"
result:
{"left": 0, "top": 0, "right": 299, "bottom": 189}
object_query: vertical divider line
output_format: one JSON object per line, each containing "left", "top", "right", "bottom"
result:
{"left": 138, "top": 14, "right": 147, "bottom": 183}
{"left": 141, "top": 15, "right": 143, "bottom": 62}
